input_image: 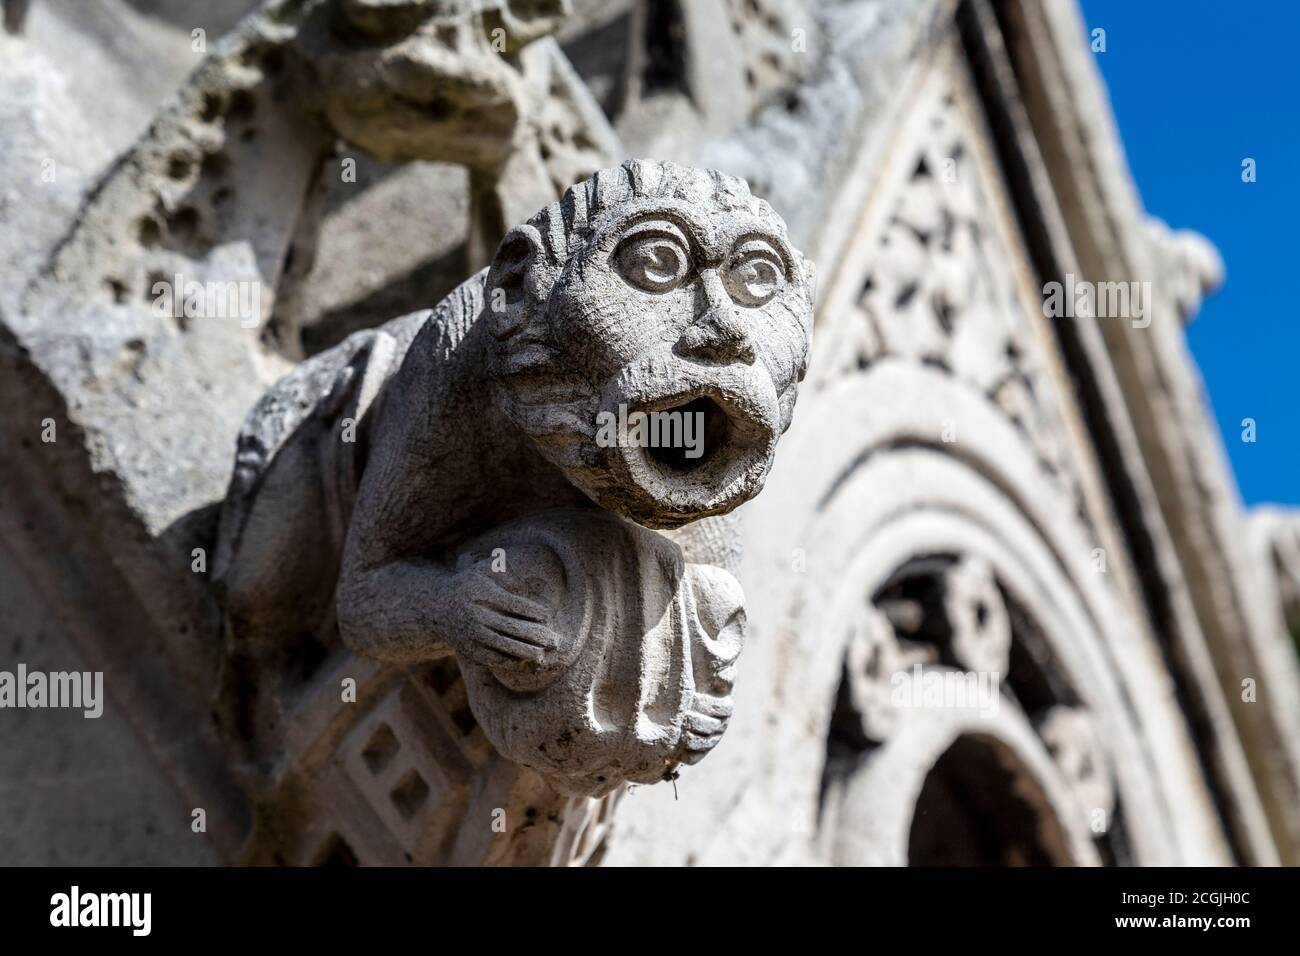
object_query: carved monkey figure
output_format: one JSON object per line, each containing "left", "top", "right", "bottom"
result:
{"left": 214, "top": 159, "right": 815, "bottom": 792}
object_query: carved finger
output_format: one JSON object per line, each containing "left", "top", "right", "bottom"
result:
{"left": 474, "top": 607, "right": 562, "bottom": 650}
{"left": 684, "top": 712, "right": 727, "bottom": 736}
{"left": 682, "top": 731, "right": 724, "bottom": 753}
{"left": 470, "top": 575, "right": 551, "bottom": 624}
{"left": 688, "top": 694, "right": 734, "bottom": 719}
{"left": 471, "top": 626, "right": 547, "bottom": 663}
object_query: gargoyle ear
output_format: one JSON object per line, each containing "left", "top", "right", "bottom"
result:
{"left": 485, "top": 224, "right": 547, "bottom": 340}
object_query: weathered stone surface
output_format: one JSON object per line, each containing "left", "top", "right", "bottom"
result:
{"left": 3, "top": 0, "right": 1296, "bottom": 869}
{"left": 215, "top": 159, "right": 814, "bottom": 804}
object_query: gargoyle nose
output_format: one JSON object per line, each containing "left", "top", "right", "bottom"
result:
{"left": 675, "top": 272, "right": 757, "bottom": 365}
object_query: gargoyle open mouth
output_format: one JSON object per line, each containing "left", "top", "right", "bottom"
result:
{"left": 599, "top": 362, "right": 781, "bottom": 528}
{"left": 640, "top": 395, "right": 733, "bottom": 473}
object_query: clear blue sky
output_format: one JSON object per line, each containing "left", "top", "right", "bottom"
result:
{"left": 1080, "top": 0, "right": 1299, "bottom": 505}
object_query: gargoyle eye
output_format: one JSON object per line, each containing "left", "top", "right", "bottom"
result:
{"left": 613, "top": 233, "right": 691, "bottom": 293}
{"left": 724, "top": 247, "right": 785, "bottom": 308}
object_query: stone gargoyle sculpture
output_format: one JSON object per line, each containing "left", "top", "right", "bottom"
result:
{"left": 214, "top": 159, "right": 815, "bottom": 797}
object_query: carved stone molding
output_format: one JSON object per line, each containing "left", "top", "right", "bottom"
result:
{"left": 603, "top": 48, "right": 1227, "bottom": 867}
{"left": 814, "top": 73, "right": 1090, "bottom": 536}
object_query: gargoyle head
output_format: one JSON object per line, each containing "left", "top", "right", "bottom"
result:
{"left": 485, "top": 159, "right": 816, "bottom": 530}
{"left": 294, "top": 0, "right": 570, "bottom": 167}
